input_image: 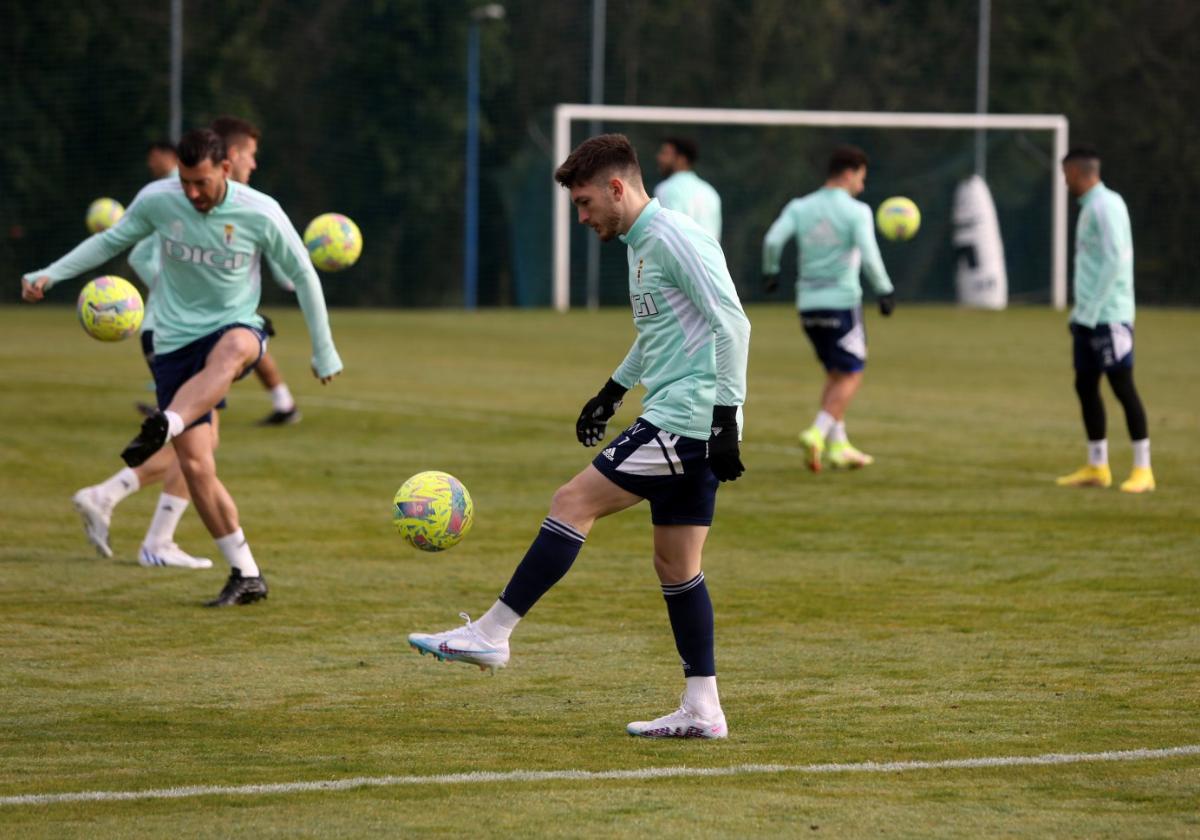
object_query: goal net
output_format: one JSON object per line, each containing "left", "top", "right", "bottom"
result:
{"left": 551, "top": 104, "right": 1068, "bottom": 312}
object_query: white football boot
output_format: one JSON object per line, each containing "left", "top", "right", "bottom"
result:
{"left": 72, "top": 487, "right": 114, "bottom": 559}
{"left": 627, "top": 696, "right": 728, "bottom": 739}
{"left": 138, "top": 542, "right": 214, "bottom": 570}
{"left": 408, "top": 613, "right": 510, "bottom": 674}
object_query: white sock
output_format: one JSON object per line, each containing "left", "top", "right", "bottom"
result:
{"left": 164, "top": 410, "right": 185, "bottom": 440}
{"left": 474, "top": 600, "right": 521, "bottom": 643}
{"left": 270, "top": 383, "right": 295, "bottom": 412}
{"left": 94, "top": 467, "right": 140, "bottom": 508}
{"left": 1087, "top": 439, "right": 1108, "bottom": 467}
{"left": 812, "top": 410, "right": 837, "bottom": 438}
{"left": 829, "top": 421, "right": 849, "bottom": 445}
{"left": 215, "top": 528, "right": 260, "bottom": 577}
{"left": 142, "top": 493, "right": 188, "bottom": 549}
{"left": 684, "top": 675, "right": 722, "bottom": 719}
{"left": 1132, "top": 438, "right": 1151, "bottom": 469}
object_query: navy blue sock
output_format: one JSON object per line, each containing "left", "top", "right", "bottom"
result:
{"left": 498, "top": 517, "right": 586, "bottom": 616}
{"left": 662, "top": 572, "right": 716, "bottom": 677}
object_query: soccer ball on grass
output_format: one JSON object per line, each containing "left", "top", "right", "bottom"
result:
{"left": 303, "top": 213, "right": 362, "bottom": 271}
{"left": 77, "top": 276, "right": 144, "bottom": 342}
{"left": 393, "top": 471, "right": 474, "bottom": 552}
{"left": 86, "top": 198, "right": 125, "bottom": 233}
{"left": 876, "top": 196, "right": 921, "bottom": 241}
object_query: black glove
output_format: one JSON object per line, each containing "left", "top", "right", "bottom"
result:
{"left": 763, "top": 272, "right": 780, "bottom": 294}
{"left": 576, "top": 378, "right": 627, "bottom": 446}
{"left": 709, "top": 405, "right": 745, "bottom": 482}
{"left": 878, "top": 293, "right": 896, "bottom": 317}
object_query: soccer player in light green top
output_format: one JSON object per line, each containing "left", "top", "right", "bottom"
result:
{"left": 654, "top": 136, "right": 722, "bottom": 241}
{"left": 409, "top": 134, "right": 750, "bottom": 739}
{"left": 1055, "top": 146, "right": 1153, "bottom": 494}
{"left": 21, "top": 128, "right": 343, "bottom": 607}
{"left": 762, "top": 145, "right": 895, "bottom": 472}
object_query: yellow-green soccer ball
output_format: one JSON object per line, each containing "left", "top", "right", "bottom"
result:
{"left": 393, "top": 471, "right": 474, "bottom": 552}
{"left": 77, "top": 276, "right": 144, "bottom": 342}
{"left": 303, "top": 213, "right": 362, "bottom": 271}
{"left": 86, "top": 198, "right": 125, "bottom": 233}
{"left": 876, "top": 196, "right": 921, "bottom": 241}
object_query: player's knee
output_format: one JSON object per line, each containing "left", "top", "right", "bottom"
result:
{"left": 549, "top": 482, "right": 584, "bottom": 519}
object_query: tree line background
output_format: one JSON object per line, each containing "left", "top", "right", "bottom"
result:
{"left": 2, "top": 0, "right": 1196, "bottom": 308}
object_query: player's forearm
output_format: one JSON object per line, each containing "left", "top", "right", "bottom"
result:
{"left": 28, "top": 231, "right": 137, "bottom": 289}
{"left": 612, "top": 342, "right": 643, "bottom": 389}
{"left": 762, "top": 221, "right": 791, "bottom": 274}
{"left": 293, "top": 274, "right": 342, "bottom": 377}
{"left": 712, "top": 306, "right": 751, "bottom": 407}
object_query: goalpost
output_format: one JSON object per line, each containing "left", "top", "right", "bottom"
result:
{"left": 551, "top": 103, "right": 1069, "bottom": 312}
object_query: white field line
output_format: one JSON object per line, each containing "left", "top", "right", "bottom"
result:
{"left": 2, "top": 745, "right": 1197, "bottom": 808}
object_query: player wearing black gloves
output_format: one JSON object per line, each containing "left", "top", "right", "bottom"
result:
{"left": 408, "top": 134, "right": 750, "bottom": 739}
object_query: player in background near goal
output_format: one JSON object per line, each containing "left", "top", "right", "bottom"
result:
{"left": 762, "top": 145, "right": 895, "bottom": 471}
{"left": 22, "top": 128, "right": 342, "bottom": 605}
{"left": 209, "top": 116, "right": 303, "bottom": 427}
{"left": 1056, "top": 146, "right": 1154, "bottom": 493}
{"left": 654, "top": 136, "right": 723, "bottom": 242}
{"left": 409, "top": 133, "right": 750, "bottom": 739}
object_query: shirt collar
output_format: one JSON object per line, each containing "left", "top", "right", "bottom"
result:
{"left": 1078, "top": 181, "right": 1105, "bottom": 207}
{"left": 620, "top": 198, "right": 660, "bottom": 247}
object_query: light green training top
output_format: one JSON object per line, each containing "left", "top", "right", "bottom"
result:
{"left": 1071, "top": 182, "right": 1135, "bottom": 327}
{"left": 762, "top": 186, "right": 894, "bottom": 311}
{"left": 654, "top": 170, "right": 723, "bottom": 242}
{"left": 611, "top": 199, "right": 750, "bottom": 441}
{"left": 126, "top": 167, "right": 177, "bottom": 333}
{"left": 26, "top": 178, "right": 341, "bottom": 377}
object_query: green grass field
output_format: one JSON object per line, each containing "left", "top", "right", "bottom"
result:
{"left": 1, "top": 303, "right": 1197, "bottom": 838}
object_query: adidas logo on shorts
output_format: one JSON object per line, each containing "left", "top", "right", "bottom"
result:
{"left": 602, "top": 447, "right": 616, "bottom": 461}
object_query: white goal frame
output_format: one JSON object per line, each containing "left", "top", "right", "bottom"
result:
{"left": 552, "top": 103, "right": 1069, "bottom": 312}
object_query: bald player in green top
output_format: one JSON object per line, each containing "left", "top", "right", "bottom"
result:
{"left": 763, "top": 145, "right": 895, "bottom": 471}
{"left": 1055, "top": 146, "right": 1154, "bottom": 494}
{"left": 22, "top": 128, "right": 343, "bottom": 607}
{"left": 408, "top": 134, "right": 750, "bottom": 739}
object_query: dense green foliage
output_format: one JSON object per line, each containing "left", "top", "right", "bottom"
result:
{"left": 0, "top": 304, "right": 1197, "bottom": 835}
{"left": 2, "top": 1, "right": 1197, "bottom": 307}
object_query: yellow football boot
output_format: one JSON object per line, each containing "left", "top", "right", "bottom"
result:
{"left": 828, "top": 441, "right": 874, "bottom": 469}
{"left": 798, "top": 426, "right": 825, "bottom": 473}
{"left": 1055, "top": 464, "right": 1112, "bottom": 488}
{"left": 1119, "top": 466, "right": 1156, "bottom": 494}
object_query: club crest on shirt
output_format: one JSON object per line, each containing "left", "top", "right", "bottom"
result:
{"left": 224, "top": 224, "right": 235, "bottom": 246}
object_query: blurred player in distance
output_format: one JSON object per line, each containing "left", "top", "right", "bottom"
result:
{"left": 762, "top": 145, "right": 895, "bottom": 471}
{"left": 1055, "top": 146, "right": 1153, "bottom": 493}
{"left": 408, "top": 134, "right": 750, "bottom": 739}
{"left": 145, "top": 140, "right": 178, "bottom": 179}
{"left": 654, "top": 136, "right": 722, "bottom": 241}
{"left": 210, "top": 115, "right": 301, "bottom": 427}
{"left": 22, "top": 128, "right": 343, "bottom": 606}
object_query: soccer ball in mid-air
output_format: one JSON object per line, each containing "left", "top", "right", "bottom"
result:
{"left": 876, "top": 196, "right": 921, "bottom": 241}
{"left": 86, "top": 198, "right": 125, "bottom": 233}
{"left": 392, "top": 471, "right": 474, "bottom": 552}
{"left": 77, "top": 276, "right": 144, "bottom": 342}
{"left": 304, "top": 213, "right": 362, "bottom": 271}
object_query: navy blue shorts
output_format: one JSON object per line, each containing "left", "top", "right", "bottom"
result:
{"left": 152, "top": 324, "right": 267, "bottom": 426}
{"left": 592, "top": 418, "right": 719, "bottom": 526}
{"left": 801, "top": 307, "right": 866, "bottom": 373}
{"left": 140, "top": 330, "right": 156, "bottom": 372}
{"left": 1072, "top": 322, "right": 1134, "bottom": 373}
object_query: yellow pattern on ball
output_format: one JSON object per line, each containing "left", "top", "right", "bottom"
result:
{"left": 303, "top": 213, "right": 363, "bottom": 272}
{"left": 77, "top": 276, "right": 144, "bottom": 342}
{"left": 86, "top": 198, "right": 125, "bottom": 234}
{"left": 876, "top": 196, "right": 921, "bottom": 242}
{"left": 392, "top": 471, "right": 474, "bottom": 552}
